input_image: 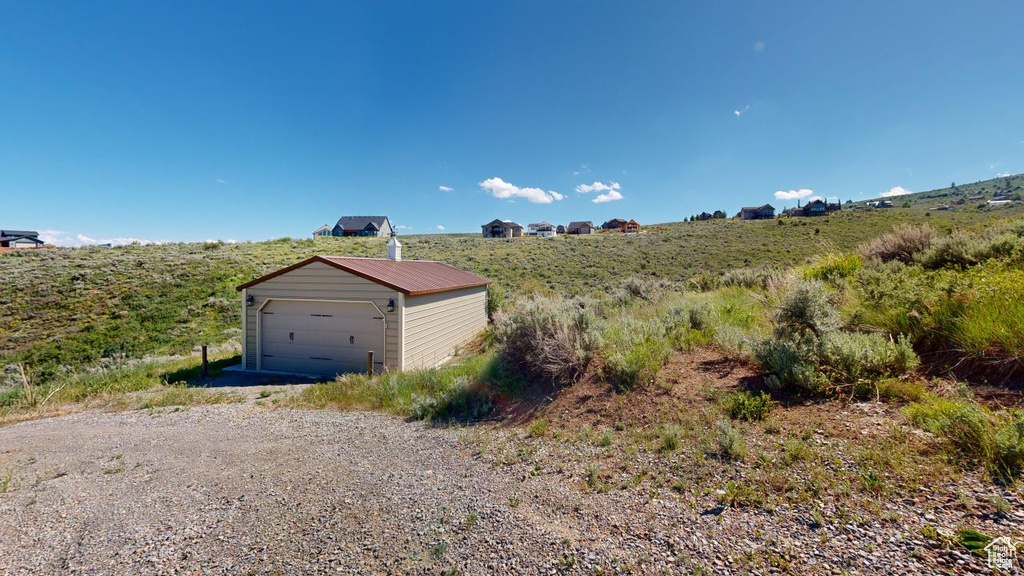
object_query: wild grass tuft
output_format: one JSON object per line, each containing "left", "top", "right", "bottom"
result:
{"left": 905, "top": 396, "right": 1024, "bottom": 481}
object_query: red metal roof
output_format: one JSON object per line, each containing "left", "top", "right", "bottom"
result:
{"left": 236, "top": 256, "right": 490, "bottom": 296}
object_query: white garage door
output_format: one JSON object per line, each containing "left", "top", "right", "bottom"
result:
{"left": 260, "top": 300, "right": 385, "bottom": 375}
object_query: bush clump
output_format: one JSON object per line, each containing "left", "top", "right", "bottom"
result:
{"left": 606, "top": 334, "right": 672, "bottom": 391}
{"left": 714, "top": 418, "right": 746, "bottom": 460}
{"left": 410, "top": 376, "right": 493, "bottom": 422}
{"left": 755, "top": 280, "right": 919, "bottom": 395}
{"left": 723, "top": 390, "right": 776, "bottom": 421}
{"left": 858, "top": 223, "right": 937, "bottom": 263}
{"left": 905, "top": 397, "right": 1024, "bottom": 481}
{"left": 721, "top": 267, "right": 784, "bottom": 290}
{"left": 803, "top": 252, "right": 861, "bottom": 283}
{"left": 818, "top": 332, "right": 919, "bottom": 385}
{"left": 919, "top": 230, "right": 1022, "bottom": 270}
{"left": 497, "top": 296, "right": 602, "bottom": 387}
{"left": 616, "top": 277, "right": 671, "bottom": 303}
{"left": 664, "top": 303, "right": 716, "bottom": 351}
{"left": 774, "top": 279, "right": 841, "bottom": 338}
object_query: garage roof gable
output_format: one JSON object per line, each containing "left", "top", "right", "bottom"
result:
{"left": 237, "top": 256, "right": 491, "bottom": 296}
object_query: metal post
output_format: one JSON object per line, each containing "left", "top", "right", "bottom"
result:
{"left": 201, "top": 345, "right": 208, "bottom": 379}
{"left": 367, "top": 350, "right": 374, "bottom": 377}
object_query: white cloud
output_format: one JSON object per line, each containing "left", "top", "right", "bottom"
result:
{"left": 478, "top": 177, "right": 563, "bottom": 204}
{"left": 394, "top": 224, "right": 414, "bottom": 230}
{"left": 754, "top": 41, "right": 765, "bottom": 52}
{"left": 575, "top": 181, "right": 621, "bottom": 194}
{"left": 438, "top": 185, "right": 453, "bottom": 192}
{"left": 880, "top": 186, "right": 912, "bottom": 198}
{"left": 997, "top": 172, "right": 1012, "bottom": 178}
{"left": 38, "top": 230, "right": 161, "bottom": 247}
{"left": 572, "top": 164, "right": 590, "bottom": 176}
{"left": 774, "top": 188, "right": 814, "bottom": 200}
{"left": 216, "top": 178, "right": 226, "bottom": 184}
{"left": 734, "top": 104, "right": 751, "bottom": 117}
{"left": 436, "top": 225, "right": 445, "bottom": 231}
{"left": 593, "top": 190, "right": 624, "bottom": 203}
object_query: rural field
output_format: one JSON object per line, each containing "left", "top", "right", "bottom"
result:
{"left": 2, "top": 176, "right": 1024, "bottom": 574}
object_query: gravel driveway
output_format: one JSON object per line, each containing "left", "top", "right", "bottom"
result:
{"left": 0, "top": 402, "right": 1011, "bottom": 574}
{"left": 0, "top": 404, "right": 620, "bottom": 575}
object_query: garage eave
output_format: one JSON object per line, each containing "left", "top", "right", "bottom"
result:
{"left": 236, "top": 255, "right": 491, "bottom": 296}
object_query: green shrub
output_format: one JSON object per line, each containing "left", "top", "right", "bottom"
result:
{"left": 905, "top": 397, "right": 1024, "bottom": 480}
{"left": 858, "top": 223, "right": 937, "bottom": 263}
{"left": 486, "top": 285, "right": 506, "bottom": 322}
{"left": 659, "top": 424, "right": 682, "bottom": 452}
{"left": 721, "top": 267, "right": 783, "bottom": 290}
{"left": 616, "top": 277, "right": 670, "bottom": 303}
{"left": 714, "top": 418, "right": 746, "bottom": 460}
{"left": 774, "top": 280, "right": 840, "bottom": 339}
{"left": 781, "top": 438, "right": 811, "bottom": 465}
{"left": 664, "top": 304, "right": 715, "bottom": 351}
{"left": 527, "top": 418, "right": 548, "bottom": 437}
{"left": 752, "top": 337, "right": 818, "bottom": 393}
{"left": 723, "top": 390, "right": 776, "bottom": 421}
{"left": 498, "top": 296, "right": 602, "bottom": 387}
{"left": 919, "top": 230, "right": 1021, "bottom": 270}
{"left": 606, "top": 334, "right": 672, "bottom": 391}
{"left": 410, "top": 376, "right": 493, "bottom": 422}
{"left": 818, "top": 332, "right": 919, "bottom": 385}
{"left": 688, "top": 271, "right": 720, "bottom": 292}
{"left": 687, "top": 303, "right": 715, "bottom": 331}
{"left": 803, "top": 252, "right": 861, "bottom": 283}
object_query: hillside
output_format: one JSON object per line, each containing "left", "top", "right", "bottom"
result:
{"left": 2, "top": 177, "right": 1023, "bottom": 574}
{"left": 2, "top": 174, "right": 1023, "bottom": 379}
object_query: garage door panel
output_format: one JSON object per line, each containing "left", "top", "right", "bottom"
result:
{"left": 260, "top": 300, "right": 385, "bottom": 375}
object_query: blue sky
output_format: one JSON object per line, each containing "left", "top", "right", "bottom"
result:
{"left": 2, "top": 1, "right": 1023, "bottom": 244}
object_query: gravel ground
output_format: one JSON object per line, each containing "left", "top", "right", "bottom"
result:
{"left": 0, "top": 402, "right": 1019, "bottom": 575}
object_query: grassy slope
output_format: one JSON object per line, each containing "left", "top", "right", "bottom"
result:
{"left": 2, "top": 174, "right": 1022, "bottom": 379}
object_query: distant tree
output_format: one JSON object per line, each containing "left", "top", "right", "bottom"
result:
{"left": 713, "top": 210, "right": 726, "bottom": 219}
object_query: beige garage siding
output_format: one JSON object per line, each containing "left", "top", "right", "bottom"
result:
{"left": 403, "top": 285, "right": 487, "bottom": 370}
{"left": 243, "top": 261, "right": 401, "bottom": 371}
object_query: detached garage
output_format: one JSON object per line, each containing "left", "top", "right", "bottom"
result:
{"left": 237, "top": 241, "right": 490, "bottom": 376}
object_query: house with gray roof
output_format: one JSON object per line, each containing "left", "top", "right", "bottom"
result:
{"left": 0, "top": 230, "right": 44, "bottom": 248}
{"left": 317, "top": 216, "right": 393, "bottom": 238}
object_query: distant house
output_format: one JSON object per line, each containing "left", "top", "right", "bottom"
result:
{"left": 738, "top": 205, "right": 775, "bottom": 220}
{"left": 556, "top": 224, "right": 566, "bottom": 234}
{"left": 312, "top": 225, "right": 333, "bottom": 238}
{"left": 623, "top": 219, "right": 640, "bottom": 233}
{"left": 0, "top": 230, "right": 44, "bottom": 248}
{"left": 329, "top": 216, "right": 394, "bottom": 237}
{"left": 785, "top": 199, "right": 842, "bottom": 217}
{"left": 567, "top": 221, "right": 595, "bottom": 235}
{"left": 481, "top": 219, "right": 524, "bottom": 238}
{"left": 713, "top": 210, "right": 727, "bottom": 219}
{"left": 535, "top": 223, "right": 557, "bottom": 238}
{"left": 698, "top": 212, "right": 713, "bottom": 221}
{"left": 988, "top": 200, "right": 1013, "bottom": 208}
{"left": 527, "top": 221, "right": 553, "bottom": 236}
{"left": 802, "top": 199, "right": 828, "bottom": 217}
{"left": 602, "top": 218, "right": 628, "bottom": 230}
{"left": 870, "top": 200, "right": 894, "bottom": 209}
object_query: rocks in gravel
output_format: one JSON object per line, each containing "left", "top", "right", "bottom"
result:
{"left": 0, "top": 404, "right": 1017, "bottom": 574}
